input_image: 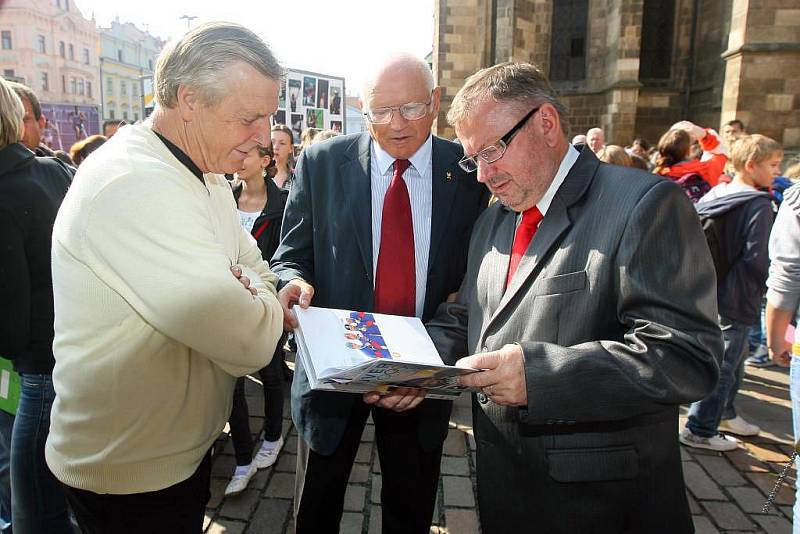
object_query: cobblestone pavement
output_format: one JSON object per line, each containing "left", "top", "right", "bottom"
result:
{"left": 204, "top": 364, "right": 794, "bottom": 533}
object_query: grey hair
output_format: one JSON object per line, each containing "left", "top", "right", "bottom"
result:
{"left": 155, "top": 21, "right": 283, "bottom": 109}
{"left": 0, "top": 77, "right": 24, "bottom": 149}
{"left": 361, "top": 53, "right": 434, "bottom": 107}
{"left": 447, "top": 62, "right": 570, "bottom": 135}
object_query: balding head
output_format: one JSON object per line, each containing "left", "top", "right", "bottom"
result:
{"left": 361, "top": 54, "right": 434, "bottom": 102}
{"left": 586, "top": 127, "right": 605, "bottom": 153}
{"left": 360, "top": 53, "right": 439, "bottom": 160}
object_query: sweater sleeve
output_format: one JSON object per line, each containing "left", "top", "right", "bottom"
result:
{"left": 766, "top": 194, "right": 800, "bottom": 313}
{"left": 83, "top": 175, "right": 283, "bottom": 376}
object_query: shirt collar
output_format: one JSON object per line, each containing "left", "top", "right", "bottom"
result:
{"left": 153, "top": 130, "right": 205, "bottom": 183}
{"left": 372, "top": 134, "right": 433, "bottom": 177}
{"left": 536, "top": 144, "right": 580, "bottom": 216}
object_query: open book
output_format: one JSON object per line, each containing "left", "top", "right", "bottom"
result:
{"left": 293, "top": 306, "right": 479, "bottom": 399}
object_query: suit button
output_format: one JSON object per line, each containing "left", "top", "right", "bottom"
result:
{"left": 481, "top": 346, "right": 488, "bottom": 352}
{"left": 477, "top": 392, "right": 489, "bottom": 404}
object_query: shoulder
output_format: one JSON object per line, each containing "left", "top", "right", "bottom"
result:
{"left": 303, "top": 132, "right": 364, "bottom": 161}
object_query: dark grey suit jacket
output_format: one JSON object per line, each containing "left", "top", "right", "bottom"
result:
{"left": 271, "top": 132, "right": 489, "bottom": 455}
{"left": 428, "top": 146, "right": 722, "bottom": 532}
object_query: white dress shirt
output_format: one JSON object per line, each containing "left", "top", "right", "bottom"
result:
{"left": 370, "top": 135, "right": 433, "bottom": 318}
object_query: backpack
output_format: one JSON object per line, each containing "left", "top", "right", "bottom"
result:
{"left": 675, "top": 172, "right": 711, "bottom": 204}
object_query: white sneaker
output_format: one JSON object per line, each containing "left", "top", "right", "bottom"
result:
{"left": 719, "top": 415, "right": 760, "bottom": 437}
{"left": 224, "top": 463, "right": 257, "bottom": 496}
{"left": 679, "top": 429, "right": 738, "bottom": 452}
{"left": 253, "top": 436, "right": 284, "bottom": 469}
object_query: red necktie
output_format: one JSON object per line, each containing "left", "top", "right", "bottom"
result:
{"left": 506, "top": 206, "right": 543, "bottom": 289}
{"left": 374, "top": 159, "right": 416, "bottom": 316}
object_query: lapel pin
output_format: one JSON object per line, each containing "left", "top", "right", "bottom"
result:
{"left": 446, "top": 171, "right": 452, "bottom": 181}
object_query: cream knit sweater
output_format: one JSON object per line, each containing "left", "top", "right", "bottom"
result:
{"left": 46, "top": 123, "right": 284, "bottom": 494}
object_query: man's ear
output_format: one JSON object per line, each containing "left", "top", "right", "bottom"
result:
{"left": 744, "top": 159, "right": 756, "bottom": 173}
{"left": 37, "top": 115, "right": 46, "bottom": 130}
{"left": 539, "top": 103, "right": 562, "bottom": 147}
{"left": 176, "top": 85, "right": 200, "bottom": 122}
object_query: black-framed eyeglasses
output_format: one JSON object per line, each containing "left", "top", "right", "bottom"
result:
{"left": 458, "top": 106, "right": 541, "bottom": 173}
{"left": 363, "top": 91, "right": 434, "bottom": 124}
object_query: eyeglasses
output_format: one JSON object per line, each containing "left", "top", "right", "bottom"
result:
{"left": 458, "top": 106, "right": 541, "bottom": 173}
{"left": 363, "top": 92, "right": 434, "bottom": 124}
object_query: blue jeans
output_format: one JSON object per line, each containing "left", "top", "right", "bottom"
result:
{"left": 0, "top": 410, "right": 13, "bottom": 531}
{"left": 791, "top": 357, "right": 800, "bottom": 534}
{"left": 686, "top": 319, "right": 749, "bottom": 437}
{"left": 10, "top": 374, "right": 71, "bottom": 534}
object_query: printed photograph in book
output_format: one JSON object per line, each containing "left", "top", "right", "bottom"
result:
{"left": 273, "top": 110, "right": 286, "bottom": 127}
{"left": 342, "top": 312, "right": 391, "bottom": 359}
{"left": 279, "top": 82, "right": 286, "bottom": 109}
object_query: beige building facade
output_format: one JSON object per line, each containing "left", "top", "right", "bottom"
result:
{"left": 433, "top": 0, "right": 800, "bottom": 149}
{"left": 99, "top": 19, "right": 163, "bottom": 123}
{"left": 0, "top": 0, "right": 100, "bottom": 146}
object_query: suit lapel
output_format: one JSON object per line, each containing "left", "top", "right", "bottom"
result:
{"left": 482, "top": 146, "right": 600, "bottom": 338}
{"left": 485, "top": 210, "right": 516, "bottom": 315}
{"left": 341, "top": 133, "right": 374, "bottom": 279}
{"left": 427, "top": 137, "right": 460, "bottom": 275}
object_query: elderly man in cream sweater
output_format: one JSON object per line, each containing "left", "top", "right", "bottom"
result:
{"left": 46, "top": 22, "right": 285, "bottom": 532}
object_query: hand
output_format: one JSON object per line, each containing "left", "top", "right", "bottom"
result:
{"left": 456, "top": 344, "right": 527, "bottom": 406}
{"left": 277, "top": 279, "right": 315, "bottom": 330}
{"left": 363, "top": 387, "right": 427, "bottom": 412}
{"left": 769, "top": 345, "right": 792, "bottom": 368}
{"left": 230, "top": 265, "right": 257, "bottom": 296}
{"left": 671, "top": 120, "right": 706, "bottom": 142}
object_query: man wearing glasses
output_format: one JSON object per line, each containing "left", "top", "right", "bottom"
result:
{"left": 426, "top": 62, "right": 722, "bottom": 533}
{"left": 271, "top": 54, "right": 488, "bottom": 533}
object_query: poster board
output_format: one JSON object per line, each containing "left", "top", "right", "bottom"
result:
{"left": 278, "top": 69, "right": 346, "bottom": 142}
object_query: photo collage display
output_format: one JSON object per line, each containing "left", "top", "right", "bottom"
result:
{"left": 277, "top": 69, "right": 345, "bottom": 143}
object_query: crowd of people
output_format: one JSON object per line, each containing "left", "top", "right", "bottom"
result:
{"left": 1, "top": 19, "right": 799, "bottom": 534}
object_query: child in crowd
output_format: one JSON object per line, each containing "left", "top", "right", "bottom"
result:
{"left": 654, "top": 121, "right": 728, "bottom": 201}
{"left": 680, "top": 134, "right": 783, "bottom": 451}
{"left": 224, "top": 143, "right": 289, "bottom": 496}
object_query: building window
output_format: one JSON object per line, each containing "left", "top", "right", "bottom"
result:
{"left": 70, "top": 77, "right": 76, "bottom": 94}
{"left": 62, "top": 74, "right": 66, "bottom": 92}
{"left": 109, "top": 109, "right": 115, "bottom": 119}
{"left": 87, "top": 81, "right": 92, "bottom": 98}
{"left": 68, "top": 44, "right": 74, "bottom": 60}
{"left": 134, "top": 112, "right": 139, "bottom": 121}
{"left": 3, "top": 69, "right": 14, "bottom": 79}
{"left": 132, "top": 82, "right": 138, "bottom": 97}
{"left": 117, "top": 49, "right": 123, "bottom": 62}
{"left": 83, "top": 48, "right": 90, "bottom": 65}
{"left": 106, "top": 76, "right": 113, "bottom": 95}
{"left": 37, "top": 35, "right": 46, "bottom": 53}
{"left": 123, "top": 111, "right": 129, "bottom": 121}
{"left": 121, "top": 81, "right": 127, "bottom": 96}
{"left": 41, "top": 72, "right": 49, "bottom": 91}
{"left": 59, "top": 41, "right": 65, "bottom": 57}
{"left": 148, "top": 59, "right": 153, "bottom": 71}
{"left": 1, "top": 32, "right": 11, "bottom": 50}
{"left": 65, "top": 0, "right": 69, "bottom": 10}
{"left": 78, "top": 79, "right": 85, "bottom": 96}
{"left": 549, "top": 0, "right": 588, "bottom": 82}
{"left": 640, "top": 0, "right": 675, "bottom": 80}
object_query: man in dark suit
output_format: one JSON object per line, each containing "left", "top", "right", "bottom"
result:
{"left": 271, "top": 54, "right": 488, "bottom": 533}
{"left": 426, "top": 62, "right": 722, "bottom": 533}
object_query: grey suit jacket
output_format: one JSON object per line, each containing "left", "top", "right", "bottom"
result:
{"left": 428, "top": 146, "right": 722, "bottom": 530}
{"left": 271, "top": 132, "right": 489, "bottom": 455}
